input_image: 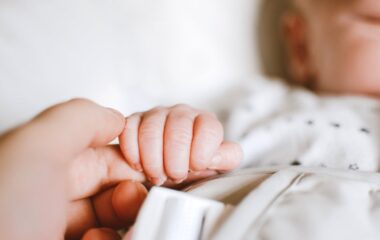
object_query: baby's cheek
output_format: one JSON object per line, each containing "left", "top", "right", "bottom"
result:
{"left": 340, "top": 43, "right": 380, "bottom": 94}
{"left": 317, "top": 35, "right": 380, "bottom": 95}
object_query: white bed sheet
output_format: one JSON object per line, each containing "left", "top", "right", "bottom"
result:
{"left": 0, "top": 0, "right": 268, "bottom": 133}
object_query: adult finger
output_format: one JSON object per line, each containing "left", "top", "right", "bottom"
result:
{"left": 0, "top": 98, "right": 125, "bottom": 165}
{"left": 190, "top": 113, "right": 223, "bottom": 171}
{"left": 68, "top": 145, "right": 145, "bottom": 200}
{"left": 0, "top": 99, "right": 125, "bottom": 240}
{"left": 67, "top": 181, "right": 147, "bottom": 238}
{"left": 164, "top": 105, "right": 196, "bottom": 181}
{"left": 65, "top": 199, "right": 98, "bottom": 240}
{"left": 119, "top": 113, "right": 143, "bottom": 172}
{"left": 138, "top": 107, "right": 168, "bottom": 185}
{"left": 92, "top": 181, "right": 147, "bottom": 229}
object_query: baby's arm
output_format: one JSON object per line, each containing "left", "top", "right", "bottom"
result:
{"left": 119, "top": 104, "right": 242, "bottom": 185}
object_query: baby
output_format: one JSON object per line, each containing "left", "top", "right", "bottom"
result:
{"left": 226, "top": 0, "right": 380, "bottom": 171}
{"left": 283, "top": 0, "right": 380, "bottom": 94}
{"left": 119, "top": 0, "right": 380, "bottom": 185}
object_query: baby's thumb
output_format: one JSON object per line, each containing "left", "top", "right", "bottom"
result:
{"left": 208, "top": 141, "right": 243, "bottom": 171}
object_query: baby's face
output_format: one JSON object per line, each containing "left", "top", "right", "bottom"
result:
{"left": 287, "top": 0, "right": 380, "bottom": 96}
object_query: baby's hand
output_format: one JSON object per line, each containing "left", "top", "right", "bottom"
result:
{"left": 119, "top": 104, "right": 242, "bottom": 185}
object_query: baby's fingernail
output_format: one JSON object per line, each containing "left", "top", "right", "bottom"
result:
{"left": 150, "top": 176, "right": 167, "bottom": 186}
{"left": 133, "top": 163, "right": 143, "bottom": 172}
{"left": 174, "top": 177, "right": 186, "bottom": 184}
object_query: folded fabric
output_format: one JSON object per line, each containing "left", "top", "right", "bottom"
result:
{"left": 133, "top": 166, "right": 380, "bottom": 240}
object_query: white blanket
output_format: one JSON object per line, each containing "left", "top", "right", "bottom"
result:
{"left": 0, "top": 0, "right": 260, "bottom": 133}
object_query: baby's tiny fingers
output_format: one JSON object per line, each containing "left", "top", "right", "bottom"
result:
{"left": 208, "top": 141, "right": 243, "bottom": 171}
{"left": 119, "top": 113, "right": 143, "bottom": 171}
{"left": 164, "top": 106, "right": 196, "bottom": 181}
{"left": 139, "top": 108, "right": 168, "bottom": 185}
{"left": 190, "top": 114, "right": 224, "bottom": 171}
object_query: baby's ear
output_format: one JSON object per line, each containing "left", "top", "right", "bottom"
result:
{"left": 282, "top": 12, "right": 313, "bottom": 86}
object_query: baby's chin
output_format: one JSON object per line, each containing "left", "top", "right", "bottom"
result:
{"left": 317, "top": 89, "right": 380, "bottom": 99}
{"left": 314, "top": 77, "right": 380, "bottom": 99}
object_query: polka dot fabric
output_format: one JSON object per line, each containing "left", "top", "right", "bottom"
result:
{"left": 226, "top": 76, "right": 380, "bottom": 172}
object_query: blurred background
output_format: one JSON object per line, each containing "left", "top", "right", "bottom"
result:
{"left": 0, "top": 0, "right": 289, "bottom": 133}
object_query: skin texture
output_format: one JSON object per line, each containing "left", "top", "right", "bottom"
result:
{"left": 0, "top": 99, "right": 242, "bottom": 239}
{"left": 119, "top": 104, "right": 243, "bottom": 186}
{"left": 0, "top": 99, "right": 148, "bottom": 240}
{"left": 284, "top": 0, "right": 380, "bottom": 96}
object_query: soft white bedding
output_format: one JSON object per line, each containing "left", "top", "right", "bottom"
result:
{"left": 0, "top": 0, "right": 263, "bottom": 133}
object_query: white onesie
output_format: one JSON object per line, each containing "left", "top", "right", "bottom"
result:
{"left": 132, "top": 76, "right": 380, "bottom": 240}
{"left": 226, "top": 75, "right": 380, "bottom": 172}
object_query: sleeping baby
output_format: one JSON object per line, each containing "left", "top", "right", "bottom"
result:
{"left": 118, "top": 0, "right": 380, "bottom": 186}
{"left": 225, "top": 0, "right": 380, "bottom": 171}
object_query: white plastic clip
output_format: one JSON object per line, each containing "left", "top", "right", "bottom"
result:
{"left": 132, "top": 187, "right": 232, "bottom": 240}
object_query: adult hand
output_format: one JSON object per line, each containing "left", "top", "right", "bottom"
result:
{"left": 0, "top": 99, "right": 147, "bottom": 240}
